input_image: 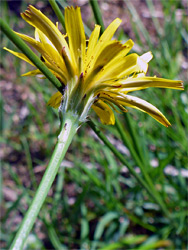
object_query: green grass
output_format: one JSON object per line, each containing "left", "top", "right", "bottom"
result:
{"left": 1, "top": 0, "right": 187, "bottom": 249}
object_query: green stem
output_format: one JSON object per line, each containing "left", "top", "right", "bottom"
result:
{"left": 88, "top": 120, "right": 170, "bottom": 218}
{"left": 123, "top": 113, "right": 146, "bottom": 164}
{"left": 89, "top": 0, "right": 105, "bottom": 34}
{"left": 49, "top": 0, "right": 65, "bottom": 29}
{"left": 21, "top": 137, "right": 38, "bottom": 190}
{"left": 115, "top": 118, "right": 169, "bottom": 217}
{"left": 0, "top": 18, "right": 62, "bottom": 92}
{"left": 10, "top": 113, "right": 79, "bottom": 250}
{"left": 115, "top": 117, "right": 145, "bottom": 169}
{"left": 50, "top": 0, "right": 92, "bottom": 37}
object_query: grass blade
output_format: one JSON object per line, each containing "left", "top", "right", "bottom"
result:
{"left": 89, "top": 0, "right": 105, "bottom": 33}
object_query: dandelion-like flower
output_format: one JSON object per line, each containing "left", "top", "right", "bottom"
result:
{"left": 4, "top": 5, "right": 183, "bottom": 126}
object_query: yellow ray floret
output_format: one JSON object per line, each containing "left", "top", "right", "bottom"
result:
{"left": 47, "top": 91, "right": 63, "bottom": 109}
{"left": 65, "top": 6, "right": 86, "bottom": 74}
{"left": 21, "top": 5, "right": 70, "bottom": 56}
{"left": 92, "top": 100, "right": 115, "bottom": 125}
{"left": 115, "top": 94, "right": 171, "bottom": 127}
{"left": 4, "top": 47, "right": 35, "bottom": 66}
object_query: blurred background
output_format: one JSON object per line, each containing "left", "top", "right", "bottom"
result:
{"left": 1, "top": 0, "right": 188, "bottom": 249}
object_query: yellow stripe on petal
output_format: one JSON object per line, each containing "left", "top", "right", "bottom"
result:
{"left": 47, "top": 91, "right": 62, "bottom": 108}
{"left": 116, "top": 94, "right": 171, "bottom": 127}
{"left": 92, "top": 100, "right": 115, "bottom": 125}
{"left": 65, "top": 6, "right": 86, "bottom": 74}
{"left": 21, "top": 5, "right": 69, "bottom": 55}
{"left": 3, "top": 47, "right": 35, "bottom": 66}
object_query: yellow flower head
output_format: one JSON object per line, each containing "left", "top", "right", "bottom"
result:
{"left": 4, "top": 5, "right": 183, "bottom": 126}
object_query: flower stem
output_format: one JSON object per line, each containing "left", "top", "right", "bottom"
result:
{"left": 89, "top": 0, "right": 105, "bottom": 34}
{"left": 49, "top": 0, "right": 92, "bottom": 37}
{"left": 49, "top": 0, "right": 65, "bottom": 29}
{"left": 10, "top": 113, "right": 79, "bottom": 250}
{"left": 115, "top": 117, "right": 145, "bottom": 169}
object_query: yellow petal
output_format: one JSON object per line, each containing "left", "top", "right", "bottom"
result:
{"left": 99, "top": 18, "right": 122, "bottom": 44}
{"left": 94, "top": 41, "right": 124, "bottom": 69}
{"left": 36, "top": 29, "right": 68, "bottom": 76}
{"left": 100, "top": 98, "right": 128, "bottom": 113}
{"left": 119, "top": 76, "right": 184, "bottom": 91}
{"left": 92, "top": 100, "right": 115, "bottom": 125}
{"left": 15, "top": 32, "right": 48, "bottom": 61}
{"left": 3, "top": 47, "right": 35, "bottom": 66}
{"left": 47, "top": 91, "right": 62, "bottom": 108}
{"left": 15, "top": 31, "right": 68, "bottom": 81}
{"left": 116, "top": 94, "right": 171, "bottom": 127}
{"left": 65, "top": 6, "right": 86, "bottom": 74}
{"left": 84, "top": 41, "right": 124, "bottom": 85}
{"left": 86, "top": 24, "right": 101, "bottom": 66}
{"left": 95, "top": 39, "right": 134, "bottom": 70}
{"left": 84, "top": 39, "right": 134, "bottom": 89}
{"left": 122, "top": 39, "right": 134, "bottom": 56}
{"left": 86, "top": 18, "right": 122, "bottom": 75}
{"left": 21, "top": 69, "right": 42, "bottom": 77}
{"left": 34, "top": 28, "right": 56, "bottom": 49}
{"left": 96, "top": 53, "right": 140, "bottom": 82}
{"left": 15, "top": 31, "right": 39, "bottom": 47}
{"left": 21, "top": 5, "right": 69, "bottom": 55}
{"left": 4, "top": 47, "right": 66, "bottom": 82}
{"left": 102, "top": 39, "right": 134, "bottom": 67}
